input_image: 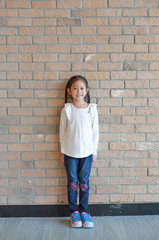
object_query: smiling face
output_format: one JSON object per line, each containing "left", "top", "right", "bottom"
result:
{"left": 67, "top": 79, "right": 88, "bottom": 103}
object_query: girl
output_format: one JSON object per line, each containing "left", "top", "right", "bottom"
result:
{"left": 59, "top": 75, "right": 99, "bottom": 228}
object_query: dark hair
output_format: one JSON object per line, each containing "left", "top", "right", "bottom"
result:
{"left": 65, "top": 75, "right": 90, "bottom": 103}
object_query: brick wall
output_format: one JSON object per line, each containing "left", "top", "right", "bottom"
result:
{"left": 0, "top": 0, "right": 159, "bottom": 205}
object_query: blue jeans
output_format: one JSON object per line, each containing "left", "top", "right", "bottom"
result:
{"left": 64, "top": 154, "right": 93, "bottom": 214}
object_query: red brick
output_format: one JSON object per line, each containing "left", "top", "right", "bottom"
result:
{"left": 109, "top": 0, "right": 133, "bottom": 7}
{"left": 123, "top": 98, "right": 147, "bottom": 106}
{"left": 46, "top": 169, "right": 66, "bottom": 177}
{"left": 20, "top": 81, "right": 45, "bottom": 89}
{"left": 109, "top": 18, "right": 133, "bottom": 25}
{"left": 98, "top": 26, "right": 122, "bottom": 35}
{"left": 19, "top": 63, "right": 44, "bottom": 71}
{"left": 0, "top": 145, "right": 8, "bottom": 152}
{"left": 84, "top": 54, "right": 109, "bottom": 62}
{"left": 136, "top": 36, "right": 159, "bottom": 44}
{"left": 110, "top": 53, "right": 134, "bottom": 61}
{"left": 33, "top": 54, "right": 57, "bottom": 62}
{"left": 83, "top": 1, "right": 107, "bottom": 8}
{"left": 34, "top": 160, "right": 58, "bottom": 169}
{"left": 8, "top": 144, "right": 32, "bottom": 152}
{"left": 34, "top": 143, "right": 58, "bottom": 151}
{"left": 98, "top": 44, "right": 122, "bottom": 53}
{"left": 20, "top": 117, "right": 44, "bottom": 125}
{"left": 123, "top": 9, "right": 147, "bottom": 16}
{"left": 135, "top": 194, "right": 158, "bottom": 202}
{"left": 45, "top": 9, "right": 69, "bottom": 17}
{"left": 34, "top": 196, "right": 57, "bottom": 204}
{"left": 0, "top": 46, "right": 18, "bottom": 53}
{"left": 122, "top": 116, "right": 146, "bottom": 124}
{"left": 6, "top": 1, "right": 30, "bottom": 8}
{"left": 33, "top": 36, "right": 57, "bottom": 44}
{"left": 111, "top": 90, "right": 135, "bottom": 98}
{"left": 122, "top": 133, "right": 145, "bottom": 142}
{"left": 71, "top": 27, "right": 96, "bottom": 35}
{"left": 32, "top": 1, "right": 55, "bottom": 8}
{"left": 122, "top": 186, "right": 146, "bottom": 194}
{"left": 46, "top": 45, "right": 69, "bottom": 53}
{"left": 7, "top": 19, "right": 31, "bottom": 27}
{"left": 8, "top": 126, "right": 32, "bottom": 134}
{"left": 110, "top": 143, "right": 134, "bottom": 151}
{"left": 0, "top": 27, "right": 17, "bottom": 36}
{"left": 0, "top": 99, "right": 19, "bottom": 107}
{"left": 97, "top": 186, "right": 120, "bottom": 194}
{"left": 0, "top": 9, "right": 17, "bottom": 17}
{"left": 58, "top": 36, "right": 81, "bottom": 44}
{"left": 7, "top": 54, "right": 31, "bottom": 62}
{"left": 55, "top": 27, "right": 69, "bottom": 35}
{"left": 21, "top": 170, "right": 45, "bottom": 178}
{"left": 110, "top": 36, "right": 134, "bottom": 43}
{"left": 7, "top": 72, "right": 32, "bottom": 80}
{"left": 83, "top": 18, "right": 106, "bottom": 26}
{"left": 59, "top": 54, "right": 83, "bottom": 62}
{"left": 72, "top": 62, "right": 97, "bottom": 71}
{"left": 58, "top": 18, "right": 81, "bottom": 26}
{"left": 125, "top": 80, "right": 149, "bottom": 88}
{"left": 124, "top": 44, "right": 148, "bottom": 52}
{"left": 34, "top": 108, "right": 57, "bottom": 116}
{"left": 8, "top": 90, "right": 32, "bottom": 98}
{"left": 71, "top": 45, "right": 96, "bottom": 53}
{"left": 8, "top": 108, "right": 32, "bottom": 116}
{"left": 99, "top": 62, "right": 122, "bottom": 71}
{"left": 18, "top": 9, "right": 43, "bottom": 17}
{"left": 110, "top": 195, "right": 134, "bottom": 203}
{"left": 19, "top": 27, "right": 44, "bottom": 36}
{"left": 123, "top": 26, "right": 147, "bottom": 35}
{"left": 33, "top": 18, "right": 56, "bottom": 27}
{"left": 57, "top": 0, "right": 81, "bottom": 8}
{"left": 71, "top": 9, "right": 95, "bottom": 17}
{"left": 135, "top": 0, "right": 158, "bottom": 8}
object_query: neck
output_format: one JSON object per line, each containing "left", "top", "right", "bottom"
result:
{"left": 72, "top": 100, "right": 88, "bottom": 109}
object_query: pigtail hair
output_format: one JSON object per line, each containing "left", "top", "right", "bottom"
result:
{"left": 65, "top": 87, "right": 68, "bottom": 103}
{"left": 85, "top": 91, "right": 90, "bottom": 103}
{"left": 87, "top": 91, "right": 90, "bottom": 103}
{"left": 65, "top": 81, "right": 70, "bottom": 103}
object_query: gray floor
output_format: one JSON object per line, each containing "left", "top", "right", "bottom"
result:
{"left": 0, "top": 215, "right": 159, "bottom": 240}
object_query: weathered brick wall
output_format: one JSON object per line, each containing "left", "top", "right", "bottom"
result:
{"left": 0, "top": 0, "right": 159, "bottom": 205}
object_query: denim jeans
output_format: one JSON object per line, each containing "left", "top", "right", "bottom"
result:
{"left": 64, "top": 154, "right": 93, "bottom": 214}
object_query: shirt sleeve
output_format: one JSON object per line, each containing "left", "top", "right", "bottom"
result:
{"left": 92, "top": 105, "right": 99, "bottom": 155}
{"left": 59, "top": 107, "right": 67, "bottom": 151}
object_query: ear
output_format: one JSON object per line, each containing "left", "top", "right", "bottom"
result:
{"left": 67, "top": 88, "right": 71, "bottom": 95}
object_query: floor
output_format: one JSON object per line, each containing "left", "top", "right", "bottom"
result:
{"left": 0, "top": 215, "right": 159, "bottom": 240}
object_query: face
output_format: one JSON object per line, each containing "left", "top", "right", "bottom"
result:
{"left": 67, "top": 79, "right": 88, "bottom": 102}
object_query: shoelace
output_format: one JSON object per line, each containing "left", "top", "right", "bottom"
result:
{"left": 72, "top": 213, "right": 81, "bottom": 222}
{"left": 81, "top": 213, "right": 92, "bottom": 223}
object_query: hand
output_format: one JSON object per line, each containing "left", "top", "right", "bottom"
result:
{"left": 93, "top": 155, "right": 97, "bottom": 162}
{"left": 60, "top": 153, "right": 64, "bottom": 165}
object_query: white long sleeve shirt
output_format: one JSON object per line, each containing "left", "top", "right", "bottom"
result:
{"left": 59, "top": 103, "right": 99, "bottom": 158}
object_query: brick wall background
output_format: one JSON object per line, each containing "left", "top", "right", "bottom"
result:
{"left": 1, "top": 0, "right": 159, "bottom": 205}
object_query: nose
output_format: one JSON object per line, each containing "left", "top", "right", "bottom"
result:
{"left": 77, "top": 88, "right": 81, "bottom": 94}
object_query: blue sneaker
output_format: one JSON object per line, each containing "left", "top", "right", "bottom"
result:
{"left": 70, "top": 211, "right": 82, "bottom": 228}
{"left": 81, "top": 212, "right": 94, "bottom": 228}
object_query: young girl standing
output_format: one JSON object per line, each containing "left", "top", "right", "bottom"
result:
{"left": 59, "top": 75, "right": 99, "bottom": 228}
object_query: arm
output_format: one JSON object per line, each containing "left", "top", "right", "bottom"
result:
{"left": 92, "top": 106, "right": 99, "bottom": 160}
{"left": 59, "top": 107, "right": 67, "bottom": 164}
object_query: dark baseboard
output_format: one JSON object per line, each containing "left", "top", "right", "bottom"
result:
{"left": 0, "top": 203, "right": 159, "bottom": 217}
{"left": 0, "top": 203, "right": 159, "bottom": 218}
